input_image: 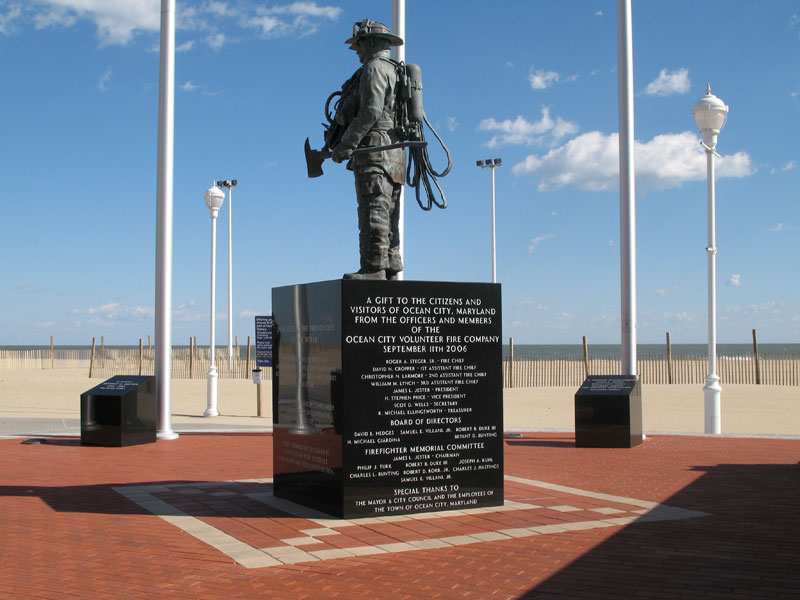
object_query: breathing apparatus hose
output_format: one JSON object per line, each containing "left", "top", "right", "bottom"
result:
{"left": 406, "top": 114, "right": 452, "bottom": 211}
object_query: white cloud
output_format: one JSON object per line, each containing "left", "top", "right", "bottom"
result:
{"left": 724, "top": 301, "right": 783, "bottom": 318}
{"left": 527, "top": 233, "right": 555, "bottom": 254}
{"left": 174, "top": 299, "right": 205, "bottom": 323}
{"left": 478, "top": 108, "right": 578, "bottom": 149}
{"left": 727, "top": 274, "right": 742, "bottom": 287}
{"left": 11, "top": 1, "right": 338, "bottom": 46}
{"left": 513, "top": 130, "right": 755, "bottom": 192}
{"left": 520, "top": 299, "right": 549, "bottom": 310}
{"left": 664, "top": 311, "right": 695, "bottom": 322}
{"left": 182, "top": 81, "right": 198, "bottom": 92}
{"left": 770, "top": 223, "right": 797, "bottom": 232}
{"left": 176, "top": 40, "right": 194, "bottom": 52}
{"left": 247, "top": 2, "right": 342, "bottom": 37}
{"left": 72, "top": 302, "right": 154, "bottom": 324}
{"left": 206, "top": 2, "right": 234, "bottom": 18}
{"left": 248, "top": 14, "right": 281, "bottom": 35}
{"left": 206, "top": 32, "right": 225, "bottom": 50}
{"left": 652, "top": 285, "right": 680, "bottom": 295}
{"left": 645, "top": 68, "right": 690, "bottom": 96}
{"left": 529, "top": 68, "right": 560, "bottom": 90}
{"left": 595, "top": 10, "right": 604, "bottom": 17}
{"left": 446, "top": 117, "right": 459, "bottom": 133}
{"left": 32, "top": 5, "right": 77, "bottom": 30}
{"left": 271, "top": 2, "right": 341, "bottom": 19}
{"left": 32, "top": 0, "right": 160, "bottom": 45}
{"left": 97, "top": 66, "right": 112, "bottom": 92}
{"left": 769, "top": 160, "right": 795, "bottom": 174}
{"left": 0, "top": 5, "right": 23, "bottom": 34}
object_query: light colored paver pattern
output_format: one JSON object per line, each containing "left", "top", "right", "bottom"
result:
{"left": 114, "top": 474, "right": 709, "bottom": 569}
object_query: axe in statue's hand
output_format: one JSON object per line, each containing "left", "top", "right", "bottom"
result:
{"left": 304, "top": 138, "right": 332, "bottom": 178}
{"left": 304, "top": 137, "right": 427, "bottom": 179}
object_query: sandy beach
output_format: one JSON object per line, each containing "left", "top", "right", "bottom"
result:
{"left": 1, "top": 367, "right": 797, "bottom": 436}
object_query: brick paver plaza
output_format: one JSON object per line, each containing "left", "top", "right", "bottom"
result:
{"left": 1, "top": 432, "right": 798, "bottom": 598}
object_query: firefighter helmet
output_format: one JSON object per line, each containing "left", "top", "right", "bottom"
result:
{"left": 345, "top": 19, "right": 403, "bottom": 49}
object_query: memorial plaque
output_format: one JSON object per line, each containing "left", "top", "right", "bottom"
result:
{"left": 574, "top": 375, "right": 643, "bottom": 448}
{"left": 272, "top": 279, "right": 503, "bottom": 519}
{"left": 80, "top": 375, "right": 156, "bottom": 447}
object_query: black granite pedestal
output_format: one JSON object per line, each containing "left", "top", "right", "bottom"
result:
{"left": 80, "top": 376, "right": 156, "bottom": 446}
{"left": 272, "top": 279, "right": 504, "bottom": 519}
{"left": 574, "top": 375, "right": 643, "bottom": 448}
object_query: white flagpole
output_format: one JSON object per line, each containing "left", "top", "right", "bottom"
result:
{"left": 155, "top": 0, "right": 178, "bottom": 439}
{"left": 617, "top": 0, "right": 637, "bottom": 376}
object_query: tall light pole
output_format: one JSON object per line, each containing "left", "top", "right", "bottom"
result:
{"left": 155, "top": 0, "right": 177, "bottom": 440}
{"left": 693, "top": 84, "right": 728, "bottom": 435}
{"left": 217, "top": 179, "right": 237, "bottom": 371}
{"left": 476, "top": 159, "right": 502, "bottom": 283}
{"left": 204, "top": 184, "right": 225, "bottom": 418}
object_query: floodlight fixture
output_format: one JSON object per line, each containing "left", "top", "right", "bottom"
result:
{"left": 213, "top": 179, "right": 238, "bottom": 369}
{"left": 475, "top": 157, "right": 502, "bottom": 283}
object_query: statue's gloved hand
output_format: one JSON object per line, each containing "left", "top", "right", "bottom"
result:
{"left": 332, "top": 144, "right": 353, "bottom": 164}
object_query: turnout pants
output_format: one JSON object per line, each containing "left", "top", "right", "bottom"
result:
{"left": 354, "top": 168, "right": 403, "bottom": 274}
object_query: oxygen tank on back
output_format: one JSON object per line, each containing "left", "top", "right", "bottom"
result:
{"left": 405, "top": 63, "right": 424, "bottom": 124}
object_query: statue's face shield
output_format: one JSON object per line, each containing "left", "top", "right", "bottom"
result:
{"left": 346, "top": 20, "right": 370, "bottom": 50}
{"left": 353, "top": 19, "right": 370, "bottom": 37}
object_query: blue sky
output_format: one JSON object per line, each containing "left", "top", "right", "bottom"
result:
{"left": 1, "top": 1, "right": 798, "bottom": 346}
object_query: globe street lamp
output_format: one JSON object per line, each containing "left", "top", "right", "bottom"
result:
{"left": 204, "top": 184, "right": 225, "bottom": 417}
{"left": 692, "top": 84, "right": 728, "bottom": 435}
{"left": 476, "top": 159, "right": 502, "bottom": 283}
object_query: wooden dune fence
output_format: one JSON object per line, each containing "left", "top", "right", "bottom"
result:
{"left": 0, "top": 347, "right": 273, "bottom": 381}
{"left": 504, "top": 353, "right": 800, "bottom": 387}
{"left": 0, "top": 348, "right": 91, "bottom": 369}
{"left": 88, "top": 346, "right": 274, "bottom": 381}
{"left": 2, "top": 348, "right": 798, "bottom": 387}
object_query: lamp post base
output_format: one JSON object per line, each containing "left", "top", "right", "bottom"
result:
{"left": 703, "top": 374, "right": 721, "bottom": 434}
{"left": 204, "top": 366, "right": 219, "bottom": 417}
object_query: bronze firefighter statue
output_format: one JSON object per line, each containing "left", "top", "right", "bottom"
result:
{"left": 305, "top": 19, "right": 451, "bottom": 280}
